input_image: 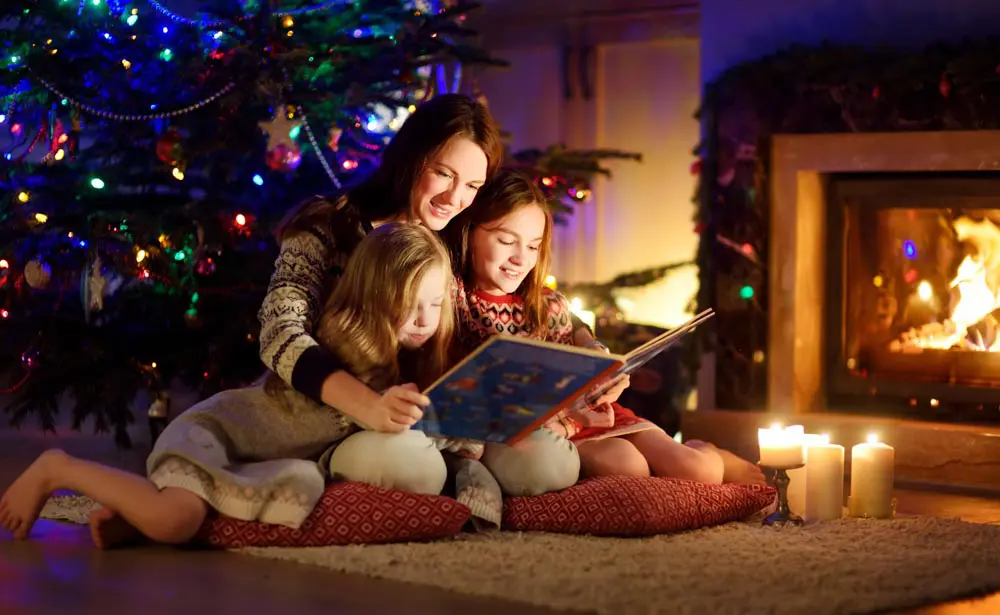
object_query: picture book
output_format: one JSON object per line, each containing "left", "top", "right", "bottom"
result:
{"left": 414, "top": 308, "right": 715, "bottom": 445}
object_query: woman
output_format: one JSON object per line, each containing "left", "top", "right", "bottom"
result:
{"left": 259, "top": 94, "right": 581, "bottom": 497}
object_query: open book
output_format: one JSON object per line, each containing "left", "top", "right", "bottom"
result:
{"left": 414, "top": 309, "right": 714, "bottom": 445}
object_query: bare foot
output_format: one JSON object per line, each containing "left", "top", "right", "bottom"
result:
{"left": 88, "top": 507, "right": 142, "bottom": 549}
{"left": 0, "top": 449, "right": 67, "bottom": 540}
{"left": 718, "top": 448, "right": 768, "bottom": 486}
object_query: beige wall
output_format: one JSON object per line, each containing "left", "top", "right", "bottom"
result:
{"left": 476, "top": 36, "right": 702, "bottom": 328}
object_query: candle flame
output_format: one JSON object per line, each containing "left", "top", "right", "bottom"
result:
{"left": 770, "top": 422, "right": 782, "bottom": 430}
{"left": 867, "top": 433, "right": 879, "bottom": 444}
{"left": 819, "top": 433, "right": 831, "bottom": 444}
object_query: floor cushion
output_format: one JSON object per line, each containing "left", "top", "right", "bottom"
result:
{"left": 503, "top": 476, "right": 776, "bottom": 536}
{"left": 196, "top": 481, "right": 471, "bottom": 548}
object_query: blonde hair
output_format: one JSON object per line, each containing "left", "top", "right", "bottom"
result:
{"left": 441, "top": 169, "right": 553, "bottom": 333}
{"left": 298, "top": 223, "right": 454, "bottom": 395}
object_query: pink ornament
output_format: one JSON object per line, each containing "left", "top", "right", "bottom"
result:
{"left": 265, "top": 144, "right": 302, "bottom": 172}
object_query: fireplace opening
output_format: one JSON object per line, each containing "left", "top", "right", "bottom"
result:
{"left": 825, "top": 172, "right": 1000, "bottom": 424}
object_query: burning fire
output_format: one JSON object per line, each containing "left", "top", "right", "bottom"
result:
{"left": 892, "top": 216, "right": 1000, "bottom": 352}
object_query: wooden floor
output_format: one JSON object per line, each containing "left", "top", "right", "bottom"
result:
{"left": 1, "top": 430, "right": 1000, "bottom": 614}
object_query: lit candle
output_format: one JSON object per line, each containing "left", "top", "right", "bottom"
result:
{"left": 849, "top": 434, "right": 895, "bottom": 519}
{"left": 757, "top": 424, "right": 805, "bottom": 468}
{"left": 804, "top": 436, "right": 845, "bottom": 523}
{"left": 786, "top": 433, "right": 831, "bottom": 514}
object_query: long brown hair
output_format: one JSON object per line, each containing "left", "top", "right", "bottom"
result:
{"left": 442, "top": 169, "right": 553, "bottom": 333}
{"left": 276, "top": 94, "right": 503, "bottom": 242}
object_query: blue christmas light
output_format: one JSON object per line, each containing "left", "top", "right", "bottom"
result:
{"left": 903, "top": 240, "right": 917, "bottom": 259}
{"left": 162, "top": 27, "right": 169, "bottom": 34}
{"left": 252, "top": 174, "right": 264, "bottom": 186}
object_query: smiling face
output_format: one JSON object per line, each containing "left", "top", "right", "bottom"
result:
{"left": 410, "top": 137, "right": 488, "bottom": 231}
{"left": 397, "top": 263, "right": 447, "bottom": 349}
{"left": 469, "top": 203, "right": 547, "bottom": 295}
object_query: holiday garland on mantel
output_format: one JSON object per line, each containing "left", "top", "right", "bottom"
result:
{"left": 687, "top": 37, "right": 1000, "bottom": 410}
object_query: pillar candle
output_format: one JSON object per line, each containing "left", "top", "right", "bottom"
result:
{"left": 757, "top": 424, "right": 805, "bottom": 468}
{"left": 787, "top": 433, "right": 832, "bottom": 514}
{"left": 849, "top": 434, "right": 895, "bottom": 519}
{"left": 804, "top": 440, "right": 845, "bottom": 523}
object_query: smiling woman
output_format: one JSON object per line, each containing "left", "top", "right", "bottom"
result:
{"left": 259, "top": 94, "right": 503, "bottom": 423}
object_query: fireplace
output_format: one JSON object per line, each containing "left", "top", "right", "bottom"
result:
{"left": 765, "top": 130, "right": 1000, "bottom": 426}
{"left": 825, "top": 173, "right": 1000, "bottom": 423}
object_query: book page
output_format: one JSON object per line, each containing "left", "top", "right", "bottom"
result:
{"left": 417, "top": 337, "right": 622, "bottom": 443}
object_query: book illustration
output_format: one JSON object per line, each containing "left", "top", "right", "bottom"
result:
{"left": 416, "top": 336, "right": 622, "bottom": 444}
{"left": 414, "top": 309, "right": 713, "bottom": 444}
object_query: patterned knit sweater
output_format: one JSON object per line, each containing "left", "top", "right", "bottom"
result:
{"left": 257, "top": 198, "right": 369, "bottom": 402}
{"left": 453, "top": 276, "right": 587, "bottom": 437}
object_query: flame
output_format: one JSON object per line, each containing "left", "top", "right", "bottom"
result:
{"left": 894, "top": 216, "right": 1000, "bottom": 352}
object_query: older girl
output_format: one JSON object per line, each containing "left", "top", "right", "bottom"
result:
{"left": 0, "top": 224, "right": 455, "bottom": 546}
{"left": 443, "top": 169, "right": 765, "bottom": 486}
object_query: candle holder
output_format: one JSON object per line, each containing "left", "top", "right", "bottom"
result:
{"left": 761, "top": 464, "right": 805, "bottom": 526}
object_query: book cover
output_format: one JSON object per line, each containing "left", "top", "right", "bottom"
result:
{"left": 415, "top": 336, "right": 623, "bottom": 445}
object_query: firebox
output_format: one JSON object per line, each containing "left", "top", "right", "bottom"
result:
{"left": 825, "top": 172, "right": 1000, "bottom": 424}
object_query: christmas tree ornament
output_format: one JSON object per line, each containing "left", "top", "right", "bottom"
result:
{"left": 258, "top": 107, "right": 302, "bottom": 151}
{"left": 194, "top": 255, "right": 216, "bottom": 276}
{"left": 21, "top": 340, "right": 41, "bottom": 372}
{"left": 148, "top": 391, "right": 171, "bottom": 419}
{"left": 568, "top": 180, "right": 592, "bottom": 203}
{"left": 155, "top": 128, "right": 185, "bottom": 166}
{"left": 327, "top": 126, "right": 342, "bottom": 151}
{"left": 23, "top": 260, "right": 52, "bottom": 289}
{"left": 265, "top": 143, "right": 302, "bottom": 171}
{"left": 82, "top": 256, "right": 108, "bottom": 315}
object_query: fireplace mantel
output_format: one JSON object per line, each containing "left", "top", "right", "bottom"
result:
{"left": 769, "top": 131, "right": 1000, "bottom": 414}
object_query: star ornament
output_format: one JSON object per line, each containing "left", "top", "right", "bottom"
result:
{"left": 258, "top": 109, "right": 302, "bottom": 151}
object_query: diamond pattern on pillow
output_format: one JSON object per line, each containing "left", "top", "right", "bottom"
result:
{"left": 196, "top": 481, "right": 470, "bottom": 548}
{"left": 502, "top": 476, "right": 776, "bottom": 536}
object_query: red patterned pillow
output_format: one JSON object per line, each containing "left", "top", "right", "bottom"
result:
{"left": 503, "top": 476, "right": 776, "bottom": 536}
{"left": 196, "top": 482, "right": 470, "bottom": 548}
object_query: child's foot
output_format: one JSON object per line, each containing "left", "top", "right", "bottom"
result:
{"left": 88, "top": 507, "right": 142, "bottom": 550}
{"left": 0, "top": 449, "right": 67, "bottom": 540}
{"left": 718, "top": 448, "right": 767, "bottom": 486}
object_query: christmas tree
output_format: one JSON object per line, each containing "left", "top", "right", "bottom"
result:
{"left": 0, "top": 0, "right": 506, "bottom": 446}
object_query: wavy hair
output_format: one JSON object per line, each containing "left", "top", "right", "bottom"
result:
{"left": 318, "top": 223, "right": 454, "bottom": 391}
{"left": 441, "top": 169, "right": 553, "bottom": 333}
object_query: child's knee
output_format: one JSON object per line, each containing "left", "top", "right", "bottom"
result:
{"left": 482, "top": 429, "right": 580, "bottom": 496}
{"left": 328, "top": 430, "right": 447, "bottom": 495}
{"left": 580, "top": 438, "right": 650, "bottom": 478}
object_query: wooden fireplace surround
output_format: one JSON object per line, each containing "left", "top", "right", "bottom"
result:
{"left": 683, "top": 131, "right": 1000, "bottom": 492}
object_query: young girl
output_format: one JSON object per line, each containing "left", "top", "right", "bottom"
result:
{"left": 0, "top": 223, "right": 455, "bottom": 547}
{"left": 263, "top": 94, "right": 584, "bottom": 498}
{"left": 443, "top": 169, "right": 765, "bottom": 486}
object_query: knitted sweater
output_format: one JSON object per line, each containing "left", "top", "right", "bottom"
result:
{"left": 257, "top": 199, "right": 369, "bottom": 402}
{"left": 452, "top": 276, "right": 587, "bottom": 437}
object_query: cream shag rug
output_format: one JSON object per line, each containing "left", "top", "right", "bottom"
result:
{"left": 41, "top": 495, "right": 1000, "bottom": 615}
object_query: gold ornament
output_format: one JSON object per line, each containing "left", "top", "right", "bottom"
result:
{"left": 86, "top": 256, "right": 107, "bottom": 313}
{"left": 148, "top": 391, "right": 171, "bottom": 418}
{"left": 258, "top": 107, "right": 302, "bottom": 151}
{"left": 24, "top": 260, "right": 52, "bottom": 289}
{"left": 327, "top": 127, "right": 342, "bottom": 151}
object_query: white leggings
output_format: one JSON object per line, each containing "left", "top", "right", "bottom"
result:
{"left": 327, "top": 428, "right": 580, "bottom": 497}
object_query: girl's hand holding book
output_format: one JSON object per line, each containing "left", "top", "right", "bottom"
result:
{"left": 361, "top": 383, "right": 429, "bottom": 433}
{"left": 573, "top": 403, "right": 616, "bottom": 428}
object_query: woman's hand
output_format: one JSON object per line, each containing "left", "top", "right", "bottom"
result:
{"left": 357, "top": 383, "right": 428, "bottom": 433}
{"left": 572, "top": 403, "right": 615, "bottom": 429}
